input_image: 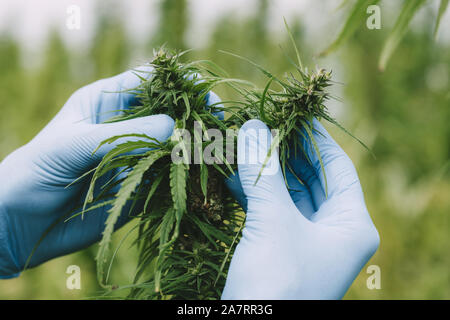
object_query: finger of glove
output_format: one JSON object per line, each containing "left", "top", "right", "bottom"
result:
{"left": 237, "top": 119, "right": 304, "bottom": 224}
{"left": 206, "top": 91, "right": 225, "bottom": 120}
{"left": 285, "top": 169, "right": 316, "bottom": 220}
{"left": 56, "top": 66, "right": 153, "bottom": 124}
{"left": 296, "top": 119, "right": 362, "bottom": 198}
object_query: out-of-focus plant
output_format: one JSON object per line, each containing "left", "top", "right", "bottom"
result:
{"left": 321, "top": 0, "right": 449, "bottom": 70}
{"left": 151, "top": 0, "right": 188, "bottom": 50}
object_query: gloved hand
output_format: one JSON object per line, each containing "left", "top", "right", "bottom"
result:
{"left": 223, "top": 119, "right": 379, "bottom": 299}
{"left": 0, "top": 68, "right": 221, "bottom": 279}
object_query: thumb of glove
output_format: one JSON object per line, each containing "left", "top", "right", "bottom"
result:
{"left": 237, "top": 120, "right": 293, "bottom": 219}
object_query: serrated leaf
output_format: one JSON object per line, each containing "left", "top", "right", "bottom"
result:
{"left": 155, "top": 207, "right": 176, "bottom": 292}
{"left": 321, "top": 113, "right": 375, "bottom": 158}
{"left": 91, "top": 133, "right": 161, "bottom": 156}
{"left": 191, "top": 110, "right": 209, "bottom": 140}
{"left": 170, "top": 162, "right": 187, "bottom": 230}
{"left": 255, "top": 129, "right": 281, "bottom": 185}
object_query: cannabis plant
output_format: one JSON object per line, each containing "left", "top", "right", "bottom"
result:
{"left": 79, "top": 48, "right": 247, "bottom": 299}
{"left": 322, "top": 0, "right": 449, "bottom": 70}
{"left": 78, "top": 25, "right": 369, "bottom": 299}
{"left": 224, "top": 21, "right": 371, "bottom": 193}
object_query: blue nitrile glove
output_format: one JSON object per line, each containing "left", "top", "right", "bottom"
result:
{"left": 223, "top": 119, "right": 379, "bottom": 299}
{"left": 0, "top": 68, "right": 222, "bottom": 279}
{"left": 0, "top": 67, "right": 175, "bottom": 278}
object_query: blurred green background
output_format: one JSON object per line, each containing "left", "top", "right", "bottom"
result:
{"left": 0, "top": 0, "right": 449, "bottom": 299}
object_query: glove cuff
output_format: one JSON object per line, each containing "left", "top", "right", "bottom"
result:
{"left": 0, "top": 202, "right": 21, "bottom": 279}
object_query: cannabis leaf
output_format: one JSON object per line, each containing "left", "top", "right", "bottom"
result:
{"left": 96, "top": 149, "right": 168, "bottom": 286}
{"left": 170, "top": 161, "right": 187, "bottom": 235}
{"left": 320, "top": 0, "right": 380, "bottom": 57}
{"left": 434, "top": 0, "right": 449, "bottom": 39}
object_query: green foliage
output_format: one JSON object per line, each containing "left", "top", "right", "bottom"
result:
{"left": 322, "top": 0, "right": 449, "bottom": 70}
{"left": 226, "top": 24, "right": 371, "bottom": 193}
{"left": 96, "top": 149, "right": 170, "bottom": 286}
{"left": 434, "top": 0, "right": 449, "bottom": 39}
{"left": 340, "top": 22, "right": 450, "bottom": 299}
{"left": 321, "top": 0, "right": 380, "bottom": 57}
{"left": 81, "top": 23, "right": 370, "bottom": 299}
{"left": 82, "top": 48, "right": 247, "bottom": 299}
{"left": 169, "top": 161, "right": 187, "bottom": 233}
{"left": 1, "top": 0, "right": 448, "bottom": 301}
{"left": 379, "top": 0, "right": 426, "bottom": 70}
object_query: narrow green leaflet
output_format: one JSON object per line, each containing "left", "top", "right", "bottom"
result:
{"left": 260, "top": 77, "right": 273, "bottom": 123}
{"left": 301, "top": 119, "right": 328, "bottom": 197}
{"left": 91, "top": 133, "right": 161, "bottom": 155}
{"left": 320, "top": 0, "right": 380, "bottom": 56}
{"left": 379, "top": 0, "right": 426, "bottom": 70}
{"left": 96, "top": 149, "right": 168, "bottom": 286}
{"left": 434, "top": 0, "right": 449, "bottom": 39}
{"left": 143, "top": 169, "right": 167, "bottom": 212}
{"left": 181, "top": 91, "right": 191, "bottom": 120}
{"left": 214, "top": 221, "right": 244, "bottom": 286}
{"left": 170, "top": 162, "right": 187, "bottom": 234}
{"left": 155, "top": 207, "right": 176, "bottom": 292}
{"left": 83, "top": 140, "right": 155, "bottom": 214}
{"left": 284, "top": 17, "right": 303, "bottom": 71}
